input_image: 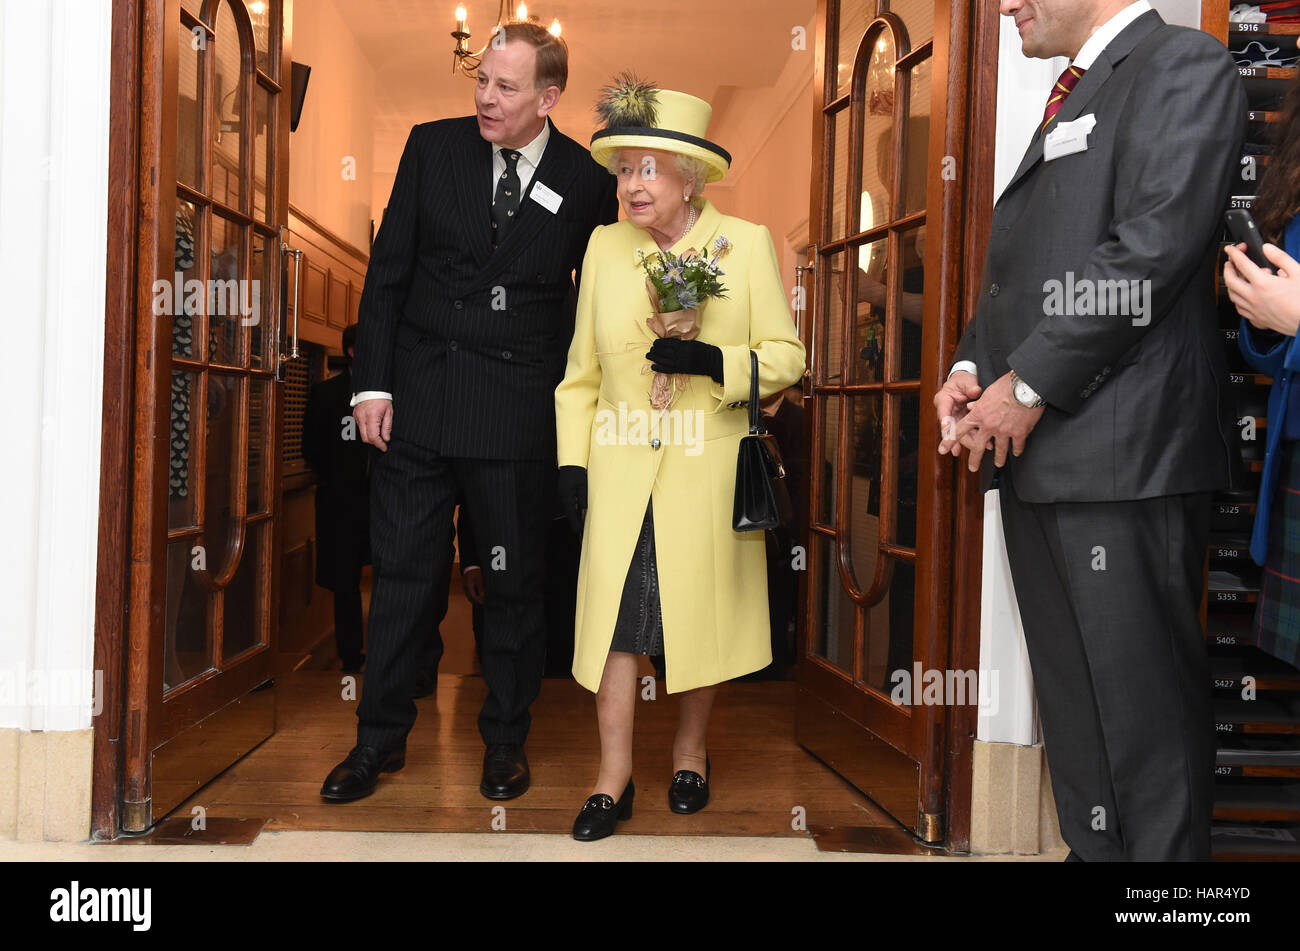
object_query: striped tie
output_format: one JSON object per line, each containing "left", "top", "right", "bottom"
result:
{"left": 1041, "top": 65, "right": 1085, "bottom": 135}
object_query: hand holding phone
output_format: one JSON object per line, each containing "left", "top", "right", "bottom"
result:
{"left": 1224, "top": 208, "right": 1278, "bottom": 274}
{"left": 1222, "top": 209, "right": 1300, "bottom": 337}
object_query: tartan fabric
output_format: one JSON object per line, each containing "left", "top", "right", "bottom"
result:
{"left": 1254, "top": 438, "right": 1300, "bottom": 670}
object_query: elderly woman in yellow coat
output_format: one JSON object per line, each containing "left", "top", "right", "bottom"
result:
{"left": 554, "top": 78, "right": 806, "bottom": 840}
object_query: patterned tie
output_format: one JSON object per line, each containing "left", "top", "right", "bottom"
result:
{"left": 1041, "top": 64, "right": 1085, "bottom": 135}
{"left": 491, "top": 149, "right": 521, "bottom": 248}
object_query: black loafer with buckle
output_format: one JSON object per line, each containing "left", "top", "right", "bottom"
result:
{"left": 572, "top": 779, "right": 635, "bottom": 841}
{"left": 668, "top": 756, "right": 710, "bottom": 814}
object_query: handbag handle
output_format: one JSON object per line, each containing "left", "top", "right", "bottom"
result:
{"left": 748, "top": 350, "right": 766, "bottom": 435}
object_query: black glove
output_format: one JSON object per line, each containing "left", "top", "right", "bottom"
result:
{"left": 557, "top": 465, "right": 587, "bottom": 536}
{"left": 646, "top": 338, "right": 724, "bottom": 384}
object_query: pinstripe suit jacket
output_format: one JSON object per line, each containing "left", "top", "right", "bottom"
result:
{"left": 353, "top": 116, "right": 619, "bottom": 460}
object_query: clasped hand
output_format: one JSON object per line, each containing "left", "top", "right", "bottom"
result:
{"left": 934, "top": 370, "right": 1044, "bottom": 473}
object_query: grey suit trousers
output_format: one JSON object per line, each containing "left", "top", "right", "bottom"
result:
{"left": 997, "top": 466, "right": 1214, "bottom": 861}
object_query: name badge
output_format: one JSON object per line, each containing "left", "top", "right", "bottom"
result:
{"left": 1044, "top": 113, "right": 1096, "bottom": 163}
{"left": 530, "top": 180, "right": 564, "bottom": 214}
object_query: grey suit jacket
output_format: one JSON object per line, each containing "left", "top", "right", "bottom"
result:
{"left": 954, "top": 11, "right": 1246, "bottom": 503}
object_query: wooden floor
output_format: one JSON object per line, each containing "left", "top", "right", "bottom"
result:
{"left": 173, "top": 578, "right": 897, "bottom": 838}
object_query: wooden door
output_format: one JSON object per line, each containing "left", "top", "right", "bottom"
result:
{"left": 796, "top": 0, "right": 979, "bottom": 845}
{"left": 122, "top": 0, "right": 294, "bottom": 832}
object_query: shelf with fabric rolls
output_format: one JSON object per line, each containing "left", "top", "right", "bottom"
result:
{"left": 1208, "top": 571, "right": 1261, "bottom": 605}
{"left": 1225, "top": 371, "right": 1274, "bottom": 387}
{"left": 1217, "top": 727, "right": 1300, "bottom": 779}
{"left": 1210, "top": 498, "right": 1257, "bottom": 536}
{"left": 1213, "top": 782, "right": 1300, "bottom": 822}
{"left": 1207, "top": 608, "right": 1256, "bottom": 646}
{"left": 1237, "top": 65, "right": 1299, "bottom": 78}
{"left": 1212, "top": 650, "right": 1300, "bottom": 692}
{"left": 1207, "top": 0, "right": 1300, "bottom": 860}
{"left": 1211, "top": 824, "right": 1300, "bottom": 859}
{"left": 1232, "top": 23, "right": 1300, "bottom": 37}
{"left": 1233, "top": 30, "right": 1300, "bottom": 72}
{"left": 1211, "top": 537, "right": 1256, "bottom": 562}
{"left": 1215, "top": 694, "right": 1300, "bottom": 734}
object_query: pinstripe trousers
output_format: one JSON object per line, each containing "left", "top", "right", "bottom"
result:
{"left": 357, "top": 435, "right": 553, "bottom": 749}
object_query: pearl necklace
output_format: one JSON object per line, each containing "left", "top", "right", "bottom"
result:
{"left": 677, "top": 203, "right": 698, "bottom": 244}
{"left": 653, "top": 203, "right": 698, "bottom": 251}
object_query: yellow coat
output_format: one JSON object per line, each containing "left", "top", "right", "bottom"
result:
{"left": 555, "top": 199, "right": 807, "bottom": 694}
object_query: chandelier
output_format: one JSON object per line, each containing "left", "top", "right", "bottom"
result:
{"left": 452, "top": 2, "right": 563, "bottom": 76}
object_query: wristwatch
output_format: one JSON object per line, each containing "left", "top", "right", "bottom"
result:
{"left": 1010, "top": 370, "right": 1045, "bottom": 408}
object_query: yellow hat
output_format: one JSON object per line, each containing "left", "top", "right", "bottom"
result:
{"left": 590, "top": 77, "right": 731, "bottom": 184}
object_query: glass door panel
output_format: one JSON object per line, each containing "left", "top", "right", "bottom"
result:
{"left": 798, "top": 0, "right": 953, "bottom": 841}
{"left": 124, "top": 0, "right": 289, "bottom": 832}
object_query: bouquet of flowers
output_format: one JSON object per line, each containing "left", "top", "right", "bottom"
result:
{"left": 640, "top": 235, "right": 732, "bottom": 410}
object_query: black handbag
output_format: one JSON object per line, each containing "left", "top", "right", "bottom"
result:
{"left": 733, "top": 350, "right": 792, "bottom": 532}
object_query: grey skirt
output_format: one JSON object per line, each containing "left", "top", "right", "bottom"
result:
{"left": 608, "top": 499, "right": 665, "bottom": 656}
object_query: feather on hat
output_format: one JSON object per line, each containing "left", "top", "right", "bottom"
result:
{"left": 589, "top": 77, "right": 731, "bottom": 183}
{"left": 595, "top": 73, "right": 660, "bottom": 129}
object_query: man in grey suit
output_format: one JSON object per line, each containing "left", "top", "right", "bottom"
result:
{"left": 935, "top": 0, "right": 1245, "bottom": 860}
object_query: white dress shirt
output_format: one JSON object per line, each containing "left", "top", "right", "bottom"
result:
{"left": 949, "top": 0, "right": 1152, "bottom": 384}
{"left": 351, "top": 120, "right": 554, "bottom": 408}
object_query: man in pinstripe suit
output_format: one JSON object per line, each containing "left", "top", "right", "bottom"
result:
{"left": 320, "top": 22, "right": 618, "bottom": 803}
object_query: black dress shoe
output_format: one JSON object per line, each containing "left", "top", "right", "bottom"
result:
{"left": 573, "top": 780, "right": 635, "bottom": 841}
{"left": 341, "top": 653, "right": 366, "bottom": 674}
{"left": 668, "top": 756, "right": 710, "bottom": 814}
{"left": 320, "top": 744, "right": 404, "bottom": 802}
{"left": 480, "top": 744, "right": 530, "bottom": 800}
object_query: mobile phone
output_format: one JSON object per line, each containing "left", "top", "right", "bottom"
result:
{"left": 1224, "top": 208, "right": 1277, "bottom": 273}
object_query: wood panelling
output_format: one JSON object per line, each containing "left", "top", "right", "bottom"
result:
{"left": 328, "top": 273, "right": 349, "bottom": 329}
{"left": 302, "top": 260, "right": 328, "bottom": 325}
{"left": 349, "top": 281, "right": 362, "bottom": 327}
{"left": 272, "top": 198, "right": 368, "bottom": 677}
{"left": 285, "top": 202, "right": 369, "bottom": 350}
{"left": 277, "top": 350, "right": 328, "bottom": 672}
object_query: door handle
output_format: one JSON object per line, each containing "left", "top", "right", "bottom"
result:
{"left": 278, "top": 226, "right": 302, "bottom": 380}
{"left": 799, "top": 247, "right": 818, "bottom": 399}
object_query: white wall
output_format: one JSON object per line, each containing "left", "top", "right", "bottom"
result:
{"left": 710, "top": 20, "right": 817, "bottom": 290}
{"left": 0, "top": 0, "right": 111, "bottom": 732}
{"left": 290, "top": 0, "right": 378, "bottom": 248}
{"left": 1151, "top": 0, "right": 1202, "bottom": 29}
